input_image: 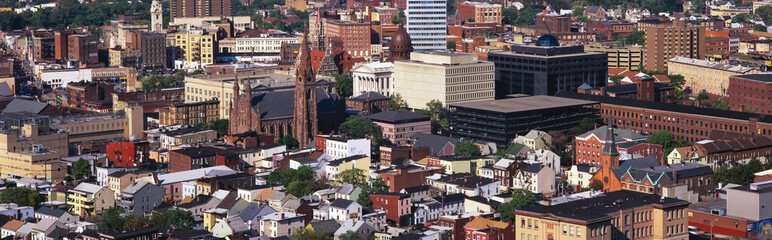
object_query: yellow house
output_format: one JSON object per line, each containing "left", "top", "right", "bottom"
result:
{"left": 427, "top": 155, "right": 495, "bottom": 175}
{"left": 522, "top": 130, "right": 552, "bottom": 150}
{"left": 326, "top": 155, "right": 371, "bottom": 183}
{"left": 203, "top": 209, "right": 228, "bottom": 231}
{"left": 67, "top": 183, "right": 115, "bottom": 217}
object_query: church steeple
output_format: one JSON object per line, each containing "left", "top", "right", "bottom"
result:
{"left": 293, "top": 31, "right": 318, "bottom": 148}
{"left": 601, "top": 114, "right": 619, "bottom": 156}
{"left": 296, "top": 31, "right": 316, "bottom": 84}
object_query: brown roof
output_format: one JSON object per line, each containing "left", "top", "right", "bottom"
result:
{"left": 608, "top": 67, "right": 627, "bottom": 76}
{"left": 254, "top": 189, "right": 277, "bottom": 202}
{"left": 1, "top": 220, "right": 24, "bottom": 231}
{"left": 465, "top": 217, "right": 509, "bottom": 230}
{"left": 653, "top": 75, "right": 670, "bottom": 83}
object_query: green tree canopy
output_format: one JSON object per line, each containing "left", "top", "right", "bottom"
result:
{"left": 99, "top": 207, "right": 126, "bottom": 232}
{"left": 502, "top": 7, "right": 518, "bottom": 25}
{"left": 696, "top": 90, "right": 709, "bottom": 100}
{"left": 515, "top": 6, "right": 541, "bottom": 25}
{"left": 339, "top": 116, "right": 383, "bottom": 145}
{"left": 454, "top": 141, "right": 481, "bottom": 157}
{"left": 278, "top": 134, "right": 299, "bottom": 150}
{"left": 336, "top": 168, "right": 368, "bottom": 185}
{"left": 617, "top": 31, "right": 646, "bottom": 45}
{"left": 497, "top": 189, "right": 536, "bottom": 222}
{"left": 150, "top": 209, "right": 195, "bottom": 231}
{"left": 758, "top": 6, "right": 772, "bottom": 24}
{"left": 287, "top": 180, "right": 314, "bottom": 197}
{"left": 755, "top": 24, "right": 768, "bottom": 32}
{"left": 194, "top": 119, "right": 228, "bottom": 136}
{"left": 447, "top": 41, "right": 456, "bottom": 51}
{"left": 567, "top": 117, "right": 597, "bottom": 137}
{"left": 647, "top": 130, "right": 691, "bottom": 156}
{"left": 710, "top": 100, "right": 730, "bottom": 110}
{"left": 72, "top": 158, "right": 91, "bottom": 179}
{"left": 732, "top": 13, "right": 753, "bottom": 23}
{"left": 588, "top": 179, "right": 604, "bottom": 191}
{"left": 610, "top": 75, "right": 624, "bottom": 86}
{"left": 294, "top": 226, "right": 334, "bottom": 240}
{"left": 0, "top": 187, "right": 43, "bottom": 209}
{"left": 390, "top": 93, "right": 406, "bottom": 110}
{"left": 338, "top": 230, "right": 371, "bottom": 240}
{"left": 335, "top": 74, "right": 353, "bottom": 98}
{"left": 123, "top": 215, "right": 150, "bottom": 231}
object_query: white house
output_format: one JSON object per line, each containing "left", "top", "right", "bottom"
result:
{"left": 0, "top": 204, "right": 33, "bottom": 220}
{"left": 566, "top": 164, "right": 600, "bottom": 188}
{"left": 322, "top": 135, "right": 371, "bottom": 159}
{"left": 414, "top": 200, "right": 442, "bottom": 224}
{"left": 328, "top": 199, "right": 362, "bottom": 222}
{"left": 526, "top": 149, "right": 561, "bottom": 174}
{"left": 513, "top": 163, "right": 556, "bottom": 196}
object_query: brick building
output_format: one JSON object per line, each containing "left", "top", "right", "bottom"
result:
{"left": 379, "top": 165, "right": 444, "bottom": 192}
{"left": 158, "top": 100, "right": 219, "bottom": 126}
{"left": 457, "top": 2, "right": 502, "bottom": 24}
{"left": 464, "top": 217, "right": 514, "bottom": 240}
{"left": 556, "top": 91, "right": 772, "bottom": 143}
{"left": 370, "top": 193, "right": 412, "bottom": 227}
{"left": 67, "top": 35, "right": 100, "bottom": 68}
{"left": 168, "top": 146, "right": 239, "bottom": 173}
{"left": 437, "top": 213, "right": 495, "bottom": 240}
{"left": 729, "top": 74, "right": 772, "bottom": 114}
{"left": 367, "top": 110, "right": 431, "bottom": 144}
{"left": 195, "top": 172, "right": 255, "bottom": 195}
{"left": 668, "top": 57, "right": 760, "bottom": 96}
{"left": 325, "top": 21, "right": 372, "bottom": 58}
{"left": 378, "top": 145, "right": 430, "bottom": 167}
{"left": 170, "top": 0, "right": 231, "bottom": 19}
{"left": 534, "top": 11, "right": 569, "bottom": 36}
{"left": 574, "top": 126, "right": 648, "bottom": 165}
{"left": 586, "top": 21, "right": 636, "bottom": 40}
{"left": 644, "top": 21, "right": 705, "bottom": 72}
{"left": 66, "top": 81, "right": 114, "bottom": 111}
{"left": 345, "top": 92, "right": 390, "bottom": 114}
{"left": 578, "top": 76, "right": 676, "bottom": 104}
{"left": 106, "top": 141, "right": 150, "bottom": 167}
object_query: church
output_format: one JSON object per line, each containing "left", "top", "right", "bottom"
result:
{"left": 228, "top": 33, "right": 345, "bottom": 147}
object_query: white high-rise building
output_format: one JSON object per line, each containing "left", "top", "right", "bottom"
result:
{"left": 406, "top": 0, "right": 447, "bottom": 52}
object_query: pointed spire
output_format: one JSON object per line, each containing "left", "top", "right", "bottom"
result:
{"left": 296, "top": 31, "right": 315, "bottom": 81}
{"left": 602, "top": 114, "right": 619, "bottom": 156}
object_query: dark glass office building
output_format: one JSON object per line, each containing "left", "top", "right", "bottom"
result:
{"left": 488, "top": 35, "right": 608, "bottom": 98}
{"left": 449, "top": 95, "right": 600, "bottom": 148}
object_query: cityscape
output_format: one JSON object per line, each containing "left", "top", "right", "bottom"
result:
{"left": 0, "top": 0, "right": 771, "bottom": 239}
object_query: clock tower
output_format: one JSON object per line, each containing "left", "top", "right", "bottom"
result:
{"left": 151, "top": 0, "right": 163, "bottom": 33}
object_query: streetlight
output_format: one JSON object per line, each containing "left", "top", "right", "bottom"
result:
{"left": 710, "top": 218, "right": 719, "bottom": 239}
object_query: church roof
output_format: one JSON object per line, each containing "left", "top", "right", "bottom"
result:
{"left": 249, "top": 87, "right": 340, "bottom": 120}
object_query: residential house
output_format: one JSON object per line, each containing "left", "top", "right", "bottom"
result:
{"left": 116, "top": 181, "right": 165, "bottom": 216}
{"left": 426, "top": 155, "right": 495, "bottom": 175}
{"left": 329, "top": 199, "right": 362, "bottom": 221}
{"left": 211, "top": 216, "right": 250, "bottom": 238}
{"left": 30, "top": 218, "right": 67, "bottom": 240}
{"left": 67, "top": 183, "right": 115, "bottom": 217}
{"left": 98, "top": 227, "right": 158, "bottom": 240}
{"left": 325, "top": 155, "right": 371, "bottom": 181}
{"left": 106, "top": 170, "right": 154, "bottom": 197}
{"left": 1, "top": 220, "right": 24, "bottom": 239}
{"left": 432, "top": 193, "right": 465, "bottom": 216}
{"left": 492, "top": 158, "right": 524, "bottom": 190}
{"left": 380, "top": 164, "right": 444, "bottom": 192}
{"left": 259, "top": 212, "right": 305, "bottom": 238}
{"left": 334, "top": 219, "right": 377, "bottom": 240}
{"left": 399, "top": 185, "right": 431, "bottom": 202}
{"left": 307, "top": 219, "right": 341, "bottom": 235}
{"left": 0, "top": 203, "right": 33, "bottom": 220}
{"left": 566, "top": 164, "right": 601, "bottom": 189}
{"left": 521, "top": 130, "right": 552, "bottom": 150}
{"left": 138, "top": 165, "right": 239, "bottom": 203}
{"left": 35, "top": 207, "right": 77, "bottom": 225}
{"left": 238, "top": 202, "right": 276, "bottom": 230}
{"left": 512, "top": 163, "right": 556, "bottom": 196}
{"left": 464, "top": 217, "right": 514, "bottom": 240}
{"left": 315, "top": 135, "right": 371, "bottom": 159}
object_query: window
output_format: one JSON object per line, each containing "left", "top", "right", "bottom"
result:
{"left": 577, "top": 228, "right": 582, "bottom": 237}
{"left": 570, "top": 226, "right": 575, "bottom": 236}
{"left": 563, "top": 225, "right": 567, "bottom": 234}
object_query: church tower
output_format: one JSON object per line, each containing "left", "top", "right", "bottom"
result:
{"left": 592, "top": 114, "right": 622, "bottom": 192}
{"left": 151, "top": 0, "right": 163, "bottom": 33}
{"left": 294, "top": 32, "right": 318, "bottom": 148}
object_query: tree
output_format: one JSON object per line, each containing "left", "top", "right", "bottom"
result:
{"left": 287, "top": 180, "right": 315, "bottom": 197}
{"left": 446, "top": 0, "right": 456, "bottom": 15}
{"left": 338, "top": 231, "right": 370, "bottom": 240}
{"left": 497, "top": 189, "right": 536, "bottom": 222}
{"left": 294, "top": 226, "right": 334, "bottom": 240}
{"left": 339, "top": 116, "right": 383, "bottom": 145}
{"left": 683, "top": 10, "right": 691, "bottom": 17}
{"left": 454, "top": 141, "right": 481, "bottom": 157}
{"left": 515, "top": 6, "right": 541, "bottom": 25}
{"left": 194, "top": 119, "right": 229, "bottom": 135}
{"left": 696, "top": 90, "right": 709, "bottom": 100}
{"left": 99, "top": 207, "right": 126, "bottom": 232}
{"left": 733, "top": 13, "right": 752, "bottom": 23}
{"left": 502, "top": 7, "right": 518, "bottom": 25}
{"left": 425, "top": 100, "right": 445, "bottom": 121}
{"left": 390, "top": 93, "right": 406, "bottom": 110}
{"left": 758, "top": 6, "right": 772, "bottom": 25}
{"left": 123, "top": 215, "right": 150, "bottom": 231}
{"left": 141, "top": 74, "right": 183, "bottom": 91}
{"left": 0, "top": 187, "right": 43, "bottom": 209}
{"left": 357, "top": 177, "right": 389, "bottom": 207}
{"left": 150, "top": 209, "right": 195, "bottom": 231}
{"left": 567, "top": 117, "right": 597, "bottom": 137}
{"left": 693, "top": 0, "right": 706, "bottom": 13}
{"left": 617, "top": 31, "right": 646, "bottom": 45}
{"left": 336, "top": 168, "right": 368, "bottom": 185}
{"left": 755, "top": 24, "right": 768, "bottom": 32}
{"left": 588, "top": 179, "right": 604, "bottom": 191}
{"left": 335, "top": 74, "right": 354, "bottom": 98}
{"left": 447, "top": 41, "right": 456, "bottom": 51}
{"left": 610, "top": 75, "right": 624, "bottom": 86}
{"left": 576, "top": 16, "right": 589, "bottom": 22}
{"left": 647, "top": 131, "right": 691, "bottom": 156}
{"left": 278, "top": 135, "right": 299, "bottom": 150}
{"left": 710, "top": 100, "right": 730, "bottom": 110}
{"left": 72, "top": 158, "right": 91, "bottom": 179}
{"left": 572, "top": 6, "right": 585, "bottom": 16}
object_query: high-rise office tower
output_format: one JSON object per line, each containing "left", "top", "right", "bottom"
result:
{"left": 406, "top": 0, "right": 447, "bottom": 52}
{"left": 170, "top": 0, "right": 232, "bottom": 20}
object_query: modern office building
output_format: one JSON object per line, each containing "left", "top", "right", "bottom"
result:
{"left": 406, "top": 0, "right": 447, "bottom": 52}
{"left": 487, "top": 35, "right": 607, "bottom": 97}
{"left": 644, "top": 21, "right": 705, "bottom": 72}
{"left": 449, "top": 95, "right": 600, "bottom": 147}
{"left": 326, "top": 20, "right": 372, "bottom": 58}
{"left": 393, "top": 51, "right": 494, "bottom": 108}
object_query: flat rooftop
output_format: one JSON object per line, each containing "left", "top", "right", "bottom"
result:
{"left": 732, "top": 73, "right": 772, "bottom": 83}
{"left": 451, "top": 95, "right": 598, "bottom": 113}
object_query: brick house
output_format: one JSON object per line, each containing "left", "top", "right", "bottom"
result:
{"left": 106, "top": 141, "right": 150, "bottom": 167}
{"left": 168, "top": 146, "right": 240, "bottom": 173}
{"left": 379, "top": 165, "right": 445, "bottom": 192}
{"left": 370, "top": 193, "right": 412, "bottom": 227}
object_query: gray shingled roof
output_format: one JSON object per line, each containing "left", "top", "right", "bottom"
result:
{"left": 2, "top": 99, "right": 48, "bottom": 114}
{"left": 250, "top": 87, "right": 340, "bottom": 120}
{"left": 349, "top": 91, "right": 389, "bottom": 102}
{"left": 577, "top": 126, "right": 646, "bottom": 142}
